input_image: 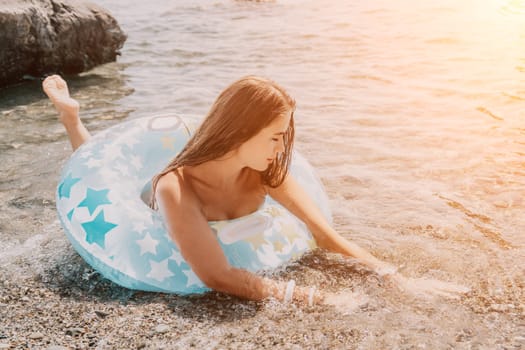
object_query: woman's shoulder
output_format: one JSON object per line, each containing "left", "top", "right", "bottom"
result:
{"left": 155, "top": 168, "right": 199, "bottom": 206}
{"left": 155, "top": 168, "right": 213, "bottom": 237}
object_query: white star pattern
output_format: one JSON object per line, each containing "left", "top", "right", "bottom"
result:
{"left": 146, "top": 259, "right": 175, "bottom": 282}
{"left": 129, "top": 155, "right": 142, "bottom": 170}
{"left": 86, "top": 158, "right": 103, "bottom": 169}
{"left": 126, "top": 135, "right": 140, "bottom": 148}
{"left": 114, "top": 162, "right": 129, "bottom": 175}
{"left": 142, "top": 212, "right": 154, "bottom": 227}
{"left": 136, "top": 233, "right": 159, "bottom": 256}
{"left": 153, "top": 217, "right": 166, "bottom": 230}
{"left": 79, "top": 150, "right": 93, "bottom": 159}
{"left": 77, "top": 142, "right": 95, "bottom": 154}
{"left": 168, "top": 249, "right": 185, "bottom": 266}
{"left": 98, "top": 167, "right": 120, "bottom": 183}
{"left": 258, "top": 245, "right": 288, "bottom": 268}
{"left": 132, "top": 220, "right": 147, "bottom": 234}
{"left": 183, "top": 268, "right": 203, "bottom": 287}
{"left": 102, "top": 143, "right": 125, "bottom": 160}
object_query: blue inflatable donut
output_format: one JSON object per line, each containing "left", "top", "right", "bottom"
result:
{"left": 56, "top": 115, "right": 332, "bottom": 294}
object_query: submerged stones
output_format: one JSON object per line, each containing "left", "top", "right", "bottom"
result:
{"left": 0, "top": 0, "right": 127, "bottom": 88}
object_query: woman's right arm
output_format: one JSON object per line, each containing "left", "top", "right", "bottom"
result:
{"left": 155, "top": 172, "right": 318, "bottom": 304}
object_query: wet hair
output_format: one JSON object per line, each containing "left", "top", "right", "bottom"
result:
{"left": 150, "top": 75, "right": 296, "bottom": 209}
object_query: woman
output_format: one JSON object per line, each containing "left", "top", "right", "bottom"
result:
{"left": 43, "top": 74, "right": 467, "bottom": 307}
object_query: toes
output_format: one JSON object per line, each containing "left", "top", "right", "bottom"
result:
{"left": 43, "top": 75, "right": 64, "bottom": 87}
{"left": 42, "top": 75, "right": 70, "bottom": 98}
{"left": 42, "top": 77, "right": 53, "bottom": 87}
{"left": 43, "top": 74, "right": 57, "bottom": 83}
{"left": 43, "top": 77, "right": 59, "bottom": 90}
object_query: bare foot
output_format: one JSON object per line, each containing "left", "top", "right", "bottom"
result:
{"left": 42, "top": 75, "right": 80, "bottom": 126}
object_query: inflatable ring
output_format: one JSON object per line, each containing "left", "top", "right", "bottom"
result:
{"left": 56, "top": 115, "right": 332, "bottom": 294}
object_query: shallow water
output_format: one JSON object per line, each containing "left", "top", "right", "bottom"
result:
{"left": 1, "top": 0, "right": 524, "bottom": 348}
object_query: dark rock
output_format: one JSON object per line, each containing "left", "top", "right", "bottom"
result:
{"left": 0, "top": 0, "right": 126, "bottom": 87}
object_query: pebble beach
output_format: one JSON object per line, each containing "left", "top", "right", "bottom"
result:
{"left": 1, "top": 0, "right": 524, "bottom": 349}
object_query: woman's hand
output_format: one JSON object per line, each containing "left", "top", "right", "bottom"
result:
{"left": 385, "top": 273, "right": 470, "bottom": 299}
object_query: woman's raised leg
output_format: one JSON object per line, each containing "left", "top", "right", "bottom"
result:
{"left": 43, "top": 75, "right": 91, "bottom": 151}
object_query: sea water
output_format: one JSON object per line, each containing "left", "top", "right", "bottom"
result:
{"left": 0, "top": 0, "right": 523, "bottom": 348}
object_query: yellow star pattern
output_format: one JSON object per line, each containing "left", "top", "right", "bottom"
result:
{"left": 267, "top": 207, "right": 283, "bottom": 217}
{"left": 281, "top": 223, "right": 301, "bottom": 243}
{"left": 244, "top": 233, "right": 268, "bottom": 250}
{"left": 307, "top": 238, "right": 317, "bottom": 250}
{"left": 273, "top": 240, "right": 285, "bottom": 253}
{"left": 161, "top": 135, "right": 177, "bottom": 150}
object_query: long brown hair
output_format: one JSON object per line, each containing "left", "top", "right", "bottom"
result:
{"left": 150, "top": 76, "right": 296, "bottom": 209}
